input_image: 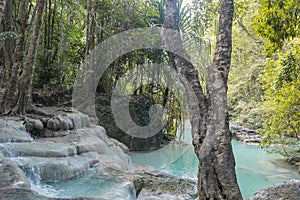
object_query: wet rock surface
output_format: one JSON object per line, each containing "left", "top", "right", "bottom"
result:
{"left": 0, "top": 120, "right": 33, "bottom": 143}
{"left": 0, "top": 159, "right": 30, "bottom": 189}
{"left": 0, "top": 110, "right": 199, "bottom": 200}
{"left": 0, "top": 188, "right": 105, "bottom": 200}
{"left": 10, "top": 156, "right": 97, "bottom": 182}
{"left": 0, "top": 109, "right": 132, "bottom": 200}
{"left": 106, "top": 165, "right": 198, "bottom": 200}
{"left": 0, "top": 142, "right": 77, "bottom": 157}
{"left": 251, "top": 180, "right": 300, "bottom": 200}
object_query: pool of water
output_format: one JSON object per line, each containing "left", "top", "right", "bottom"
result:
{"left": 129, "top": 128, "right": 300, "bottom": 198}
{"left": 31, "top": 168, "right": 136, "bottom": 200}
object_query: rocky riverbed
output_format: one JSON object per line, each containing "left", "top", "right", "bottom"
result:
{"left": 0, "top": 109, "right": 299, "bottom": 199}
{"left": 230, "top": 125, "right": 264, "bottom": 144}
{"left": 0, "top": 108, "right": 197, "bottom": 200}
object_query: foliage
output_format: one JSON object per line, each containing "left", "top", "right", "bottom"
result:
{"left": 34, "top": 0, "right": 86, "bottom": 88}
{"left": 228, "top": 0, "right": 299, "bottom": 161}
{"left": 228, "top": 0, "right": 266, "bottom": 129}
{"left": 253, "top": 0, "right": 300, "bottom": 54}
{"left": 260, "top": 38, "right": 300, "bottom": 147}
{"left": 0, "top": 0, "right": 298, "bottom": 160}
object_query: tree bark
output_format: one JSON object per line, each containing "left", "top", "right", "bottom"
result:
{"left": 162, "top": 0, "right": 242, "bottom": 199}
{"left": 85, "top": 0, "right": 96, "bottom": 57}
{"left": 0, "top": 0, "right": 4, "bottom": 25}
{"left": 0, "top": 0, "right": 28, "bottom": 112}
{"left": 204, "top": 0, "right": 242, "bottom": 199}
{"left": 11, "top": 0, "right": 46, "bottom": 114}
{"left": 3, "top": 0, "right": 14, "bottom": 82}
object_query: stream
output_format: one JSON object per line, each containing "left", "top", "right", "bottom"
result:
{"left": 129, "top": 127, "right": 300, "bottom": 198}
{"left": 3, "top": 120, "right": 298, "bottom": 199}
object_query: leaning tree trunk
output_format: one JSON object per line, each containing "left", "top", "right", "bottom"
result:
{"left": 162, "top": 0, "right": 243, "bottom": 199}
{"left": 11, "top": 0, "right": 46, "bottom": 114}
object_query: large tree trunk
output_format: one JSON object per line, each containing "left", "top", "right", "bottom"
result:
{"left": 11, "top": 0, "right": 46, "bottom": 114}
{"left": 1, "top": 0, "right": 28, "bottom": 111}
{"left": 162, "top": 0, "right": 242, "bottom": 199}
{"left": 2, "top": 0, "right": 13, "bottom": 82}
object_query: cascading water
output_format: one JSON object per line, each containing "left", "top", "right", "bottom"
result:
{"left": 0, "top": 143, "right": 17, "bottom": 157}
{"left": 8, "top": 154, "right": 137, "bottom": 200}
{"left": 21, "top": 165, "right": 42, "bottom": 185}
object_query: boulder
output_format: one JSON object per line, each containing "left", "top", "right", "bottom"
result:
{"left": 0, "top": 188, "right": 48, "bottom": 200}
{"left": 84, "top": 152, "right": 130, "bottom": 171}
{"left": 75, "top": 132, "right": 107, "bottom": 155}
{"left": 57, "top": 115, "right": 73, "bottom": 130}
{"left": 134, "top": 171, "right": 198, "bottom": 200}
{"left": 251, "top": 180, "right": 300, "bottom": 200}
{"left": 0, "top": 159, "right": 30, "bottom": 189}
{"left": 24, "top": 119, "right": 44, "bottom": 137}
{"left": 107, "top": 166, "right": 198, "bottom": 200}
{"left": 0, "top": 120, "right": 33, "bottom": 143}
{"left": 46, "top": 118, "right": 61, "bottom": 131}
{"left": 66, "top": 113, "right": 90, "bottom": 129}
{"left": 109, "top": 138, "right": 129, "bottom": 153}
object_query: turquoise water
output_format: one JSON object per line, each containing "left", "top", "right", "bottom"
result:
{"left": 32, "top": 168, "right": 136, "bottom": 200}
{"left": 129, "top": 128, "right": 300, "bottom": 198}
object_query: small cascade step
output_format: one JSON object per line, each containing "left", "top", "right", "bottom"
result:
{"left": 0, "top": 142, "right": 77, "bottom": 158}
{"left": 0, "top": 119, "right": 33, "bottom": 143}
{"left": 10, "top": 156, "right": 98, "bottom": 182}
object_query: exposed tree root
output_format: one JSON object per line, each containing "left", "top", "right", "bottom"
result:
{"left": 2, "top": 103, "right": 52, "bottom": 118}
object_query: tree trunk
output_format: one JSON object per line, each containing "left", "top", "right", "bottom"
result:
{"left": 0, "top": 0, "right": 28, "bottom": 111}
{"left": 202, "top": 0, "right": 242, "bottom": 199}
{"left": 3, "top": 0, "right": 13, "bottom": 82}
{"left": 85, "top": 0, "right": 96, "bottom": 57}
{"left": 0, "top": 0, "right": 4, "bottom": 25}
{"left": 162, "top": 0, "right": 242, "bottom": 199}
{"left": 11, "top": 0, "right": 46, "bottom": 114}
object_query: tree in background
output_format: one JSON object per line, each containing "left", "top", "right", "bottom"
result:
{"left": 228, "top": 0, "right": 266, "bottom": 129}
{"left": 1, "top": 0, "right": 46, "bottom": 114}
{"left": 228, "top": 0, "right": 299, "bottom": 162}
{"left": 253, "top": 0, "right": 300, "bottom": 55}
{"left": 0, "top": 0, "right": 4, "bottom": 25}
{"left": 260, "top": 38, "right": 300, "bottom": 161}
{"left": 253, "top": 0, "right": 299, "bottom": 161}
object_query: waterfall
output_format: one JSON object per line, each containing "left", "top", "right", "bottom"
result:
{"left": 21, "top": 165, "right": 42, "bottom": 185}
{"left": 0, "top": 143, "right": 16, "bottom": 157}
